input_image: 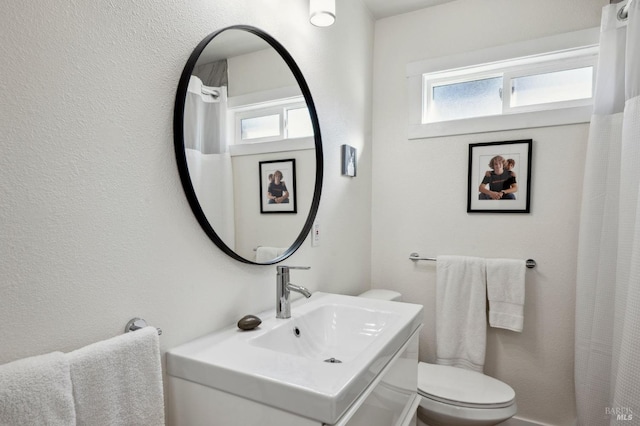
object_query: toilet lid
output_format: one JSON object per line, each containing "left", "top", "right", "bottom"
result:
{"left": 418, "top": 363, "right": 515, "bottom": 409}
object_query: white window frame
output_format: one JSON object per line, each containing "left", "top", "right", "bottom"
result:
{"left": 235, "top": 106, "right": 284, "bottom": 144}
{"left": 232, "top": 99, "right": 311, "bottom": 144}
{"left": 503, "top": 57, "right": 595, "bottom": 114}
{"left": 424, "top": 72, "right": 504, "bottom": 123}
{"left": 226, "top": 86, "right": 315, "bottom": 156}
{"left": 407, "top": 27, "right": 600, "bottom": 139}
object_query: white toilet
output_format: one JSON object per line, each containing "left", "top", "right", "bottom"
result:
{"left": 358, "top": 289, "right": 517, "bottom": 426}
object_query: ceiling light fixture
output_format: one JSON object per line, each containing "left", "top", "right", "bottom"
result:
{"left": 310, "top": 0, "right": 335, "bottom": 27}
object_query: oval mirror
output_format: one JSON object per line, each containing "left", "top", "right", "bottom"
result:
{"left": 174, "top": 26, "right": 323, "bottom": 264}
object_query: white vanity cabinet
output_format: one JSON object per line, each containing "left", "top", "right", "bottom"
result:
{"left": 167, "top": 329, "right": 420, "bottom": 426}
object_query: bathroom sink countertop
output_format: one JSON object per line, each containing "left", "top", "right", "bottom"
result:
{"left": 166, "top": 292, "right": 423, "bottom": 424}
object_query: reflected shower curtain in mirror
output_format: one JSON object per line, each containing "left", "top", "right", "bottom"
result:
{"left": 184, "top": 76, "right": 236, "bottom": 249}
{"left": 575, "top": 1, "right": 640, "bottom": 424}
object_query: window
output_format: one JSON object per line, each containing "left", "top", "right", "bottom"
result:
{"left": 241, "top": 113, "right": 281, "bottom": 140}
{"left": 509, "top": 66, "right": 593, "bottom": 108}
{"left": 234, "top": 100, "right": 313, "bottom": 144}
{"left": 286, "top": 107, "right": 314, "bottom": 139}
{"left": 407, "top": 28, "right": 600, "bottom": 138}
{"left": 427, "top": 76, "right": 503, "bottom": 122}
{"left": 423, "top": 54, "right": 595, "bottom": 124}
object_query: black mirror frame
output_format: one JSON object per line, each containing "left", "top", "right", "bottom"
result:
{"left": 173, "top": 25, "right": 323, "bottom": 265}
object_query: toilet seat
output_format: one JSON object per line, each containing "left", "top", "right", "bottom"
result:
{"left": 418, "top": 363, "right": 515, "bottom": 409}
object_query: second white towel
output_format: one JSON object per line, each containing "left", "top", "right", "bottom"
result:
{"left": 436, "top": 255, "right": 487, "bottom": 372}
{"left": 486, "top": 258, "right": 526, "bottom": 332}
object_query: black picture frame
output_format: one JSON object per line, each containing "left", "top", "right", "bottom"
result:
{"left": 259, "top": 159, "right": 297, "bottom": 214}
{"left": 467, "top": 139, "right": 532, "bottom": 213}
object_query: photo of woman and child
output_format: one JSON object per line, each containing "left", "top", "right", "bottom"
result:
{"left": 267, "top": 170, "right": 289, "bottom": 204}
{"left": 259, "top": 159, "right": 297, "bottom": 214}
{"left": 478, "top": 155, "right": 518, "bottom": 200}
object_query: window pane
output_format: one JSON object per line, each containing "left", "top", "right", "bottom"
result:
{"left": 427, "top": 76, "right": 503, "bottom": 122}
{"left": 510, "top": 67, "right": 593, "bottom": 107}
{"left": 287, "top": 107, "right": 313, "bottom": 138}
{"left": 241, "top": 114, "right": 280, "bottom": 140}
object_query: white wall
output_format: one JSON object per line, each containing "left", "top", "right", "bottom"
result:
{"left": 371, "top": 0, "right": 605, "bottom": 424}
{"left": 228, "top": 47, "right": 298, "bottom": 97}
{"left": 0, "top": 0, "right": 374, "bottom": 419}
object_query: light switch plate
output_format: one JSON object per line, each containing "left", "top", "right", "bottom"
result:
{"left": 312, "top": 220, "right": 320, "bottom": 247}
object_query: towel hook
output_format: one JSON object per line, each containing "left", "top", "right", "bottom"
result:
{"left": 125, "top": 318, "right": 162, "bottom": 335}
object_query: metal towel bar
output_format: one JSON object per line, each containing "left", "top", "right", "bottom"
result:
{"left": 409, "top": 252, "right": 536, "bottom": 269}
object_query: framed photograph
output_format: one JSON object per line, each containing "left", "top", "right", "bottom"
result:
{"left": 341, "top": 144, "right": 357, "bottom": 177}
{"left": 467, "top": 139, "right": 532, "bottom": 213}
{"left": 259, "top": 159, "right": 297, "bottom": 214}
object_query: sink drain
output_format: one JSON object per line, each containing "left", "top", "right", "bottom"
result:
{"left": 324, "top": 357, "right": 342, "bottom": 363}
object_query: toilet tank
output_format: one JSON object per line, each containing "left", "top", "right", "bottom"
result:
{"left": 358, "top": 289, "right": 402, "bottom": 302}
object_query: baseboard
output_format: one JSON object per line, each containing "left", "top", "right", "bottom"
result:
{"left": 498, "top": 416, "right": 567, "bottom": 426}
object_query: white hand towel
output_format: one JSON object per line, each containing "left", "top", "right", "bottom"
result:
{"left": 68, "top": 326, "right": 165, "bottom": 426}
{"left": 256, "top": 246, "right": 286, "bottom": 262}
{"left": 436, "top": 255, "right": 487, "bottom": 372}
{"left": 486, "top": 258, "right": 526, "bottom": 332}
{"left": 0, "top": 351, "right": 75, "bottom": 426}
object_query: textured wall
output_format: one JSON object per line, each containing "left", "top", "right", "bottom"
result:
{"left": 0, "top": 0, "right": 374, "bottom": 414}
{"left": 370, "top": 0, "right": 606, "bottom": 424}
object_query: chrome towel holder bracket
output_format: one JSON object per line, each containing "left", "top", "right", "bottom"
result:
{"left": 125, "top": 317, "right": 162, "bottom": 335}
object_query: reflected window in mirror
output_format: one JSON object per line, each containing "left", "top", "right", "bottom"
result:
{"left": 233, "top": 100, "right": 313, "bottom": 144}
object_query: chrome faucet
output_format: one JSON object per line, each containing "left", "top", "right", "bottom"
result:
{"left": 276, "top": 266, "right": 311, "bottom": 319}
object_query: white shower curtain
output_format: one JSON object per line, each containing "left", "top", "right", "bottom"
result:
{"left": 575, "top": 1, "right": 640, "bottom": 424}
{"left": 184, "top": 76, "right": 236, "bottom": 249}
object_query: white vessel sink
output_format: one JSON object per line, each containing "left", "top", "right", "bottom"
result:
{"left": 166, "top": 292, "right": 423, "bottom": 424}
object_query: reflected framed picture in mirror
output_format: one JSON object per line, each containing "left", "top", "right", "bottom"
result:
{"left": 260, "top": 159, "right": 297, "bottom": 214}
{"left": 467, "top": 139, "right": 532, "bottom": 213}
